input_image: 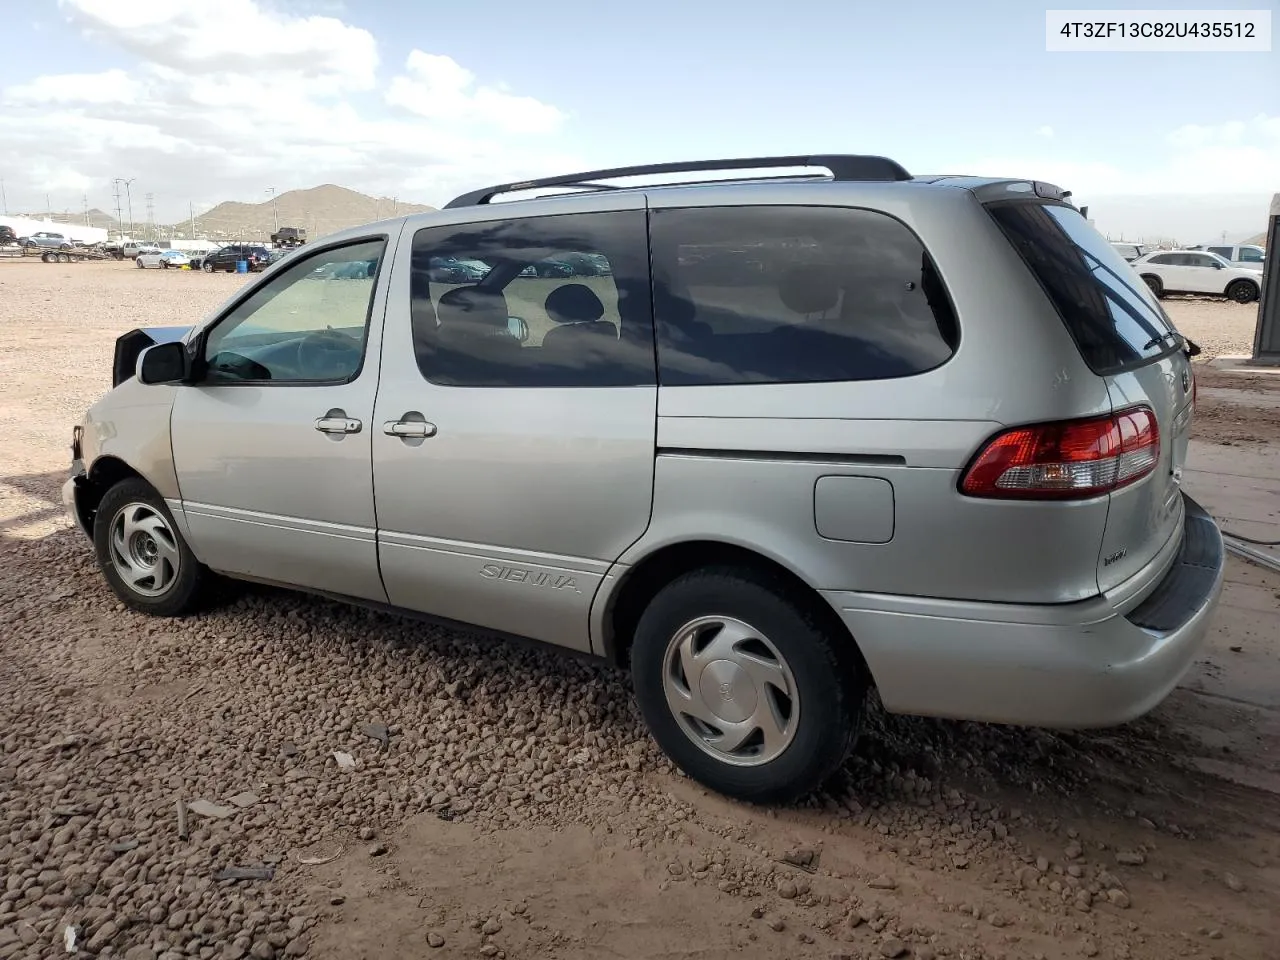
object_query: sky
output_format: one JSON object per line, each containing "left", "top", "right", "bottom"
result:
{"left": 1, "top": 0, "right": 1276, "bottom": 242}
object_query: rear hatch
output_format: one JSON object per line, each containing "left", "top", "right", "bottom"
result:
{"left": 986, "top": 199, "right": 1194, "bottom": 595}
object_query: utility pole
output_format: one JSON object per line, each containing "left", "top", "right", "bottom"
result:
{"left": 114, "top": 178, "right": 136, "bottom": 239}
{"left": 145, "top": 193, "right": 154, "bottom": 241}
{"left": 1, "top": 179, "right": 7, "bottom": 215}
{"left": 46, "top": 193, "right": 52, "bottom": 221}
{"left": 266, "top": 187, "right": 278, "bottom": 233}
{"left": 111, "top": 180, "right": 122, "bottom": 238}
{"left": 83, "top": 194, "right": 90, "bottom": 228}
{"left": 189, "top": 202, "right": 196, "bottom": 240}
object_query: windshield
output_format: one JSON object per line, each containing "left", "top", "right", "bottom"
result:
{"left": 988, "top": 202, "right": 1179, "bottom": 374}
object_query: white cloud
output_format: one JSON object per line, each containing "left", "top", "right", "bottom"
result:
{"left": 6, "top": 69, "right": 140, "bottom": 105}
{"left": 58, "top": 0, "right": 378, "bottom": 88}
{"left": 975, "top": 114, "right": 1279, "bottom": 197}
{"left": 2, "top": 2, "right": 578, "bottom": 225}
{"left": 1036, "top": 125, "right": 1054, "bottom": 139}
{"left": 386, "top": 51, "right": 566, "bottom": 135}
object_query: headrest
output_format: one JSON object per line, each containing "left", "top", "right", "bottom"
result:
{"left": 777, "top": 264, "right": 841, "bottom": 316}
{"left": 436, "top": 286, "right": 509, "bottom": 331}
{"left": 545, "top": 283, "right": 605, "bottom": 325}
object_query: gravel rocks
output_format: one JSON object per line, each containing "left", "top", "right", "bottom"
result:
{"left": 0, "top": 268, "right": 1277, "bottom": 960}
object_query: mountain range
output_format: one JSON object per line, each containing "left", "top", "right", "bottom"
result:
{"left": 20, "top": 185, "right": 436, "bottom": 242}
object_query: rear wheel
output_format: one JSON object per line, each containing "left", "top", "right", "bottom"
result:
{"left": 1226, "top": 279, "right": 1258, "bottom": 304}
{"left": 41, "top": 251, "right": 53, "bottom": 263}
{"left": 631, "top": 566, "right": 866, "bottom": 804}
{"left": 92, "top": 478, "right": 208, "bottom": 616}
{"left": 58, "top": 253, "right": 71, "bottom": 263}
{"left": 1141, "top": 274, "right": 1164, "bottom": 298}
{"left": 136, "top": 258, "right": 145, "bottom": 269}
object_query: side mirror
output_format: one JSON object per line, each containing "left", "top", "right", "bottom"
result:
{"left": 507, "top": 316, "right": 530, "bottom": 343}
{"left": 1214, "top": 261, "right": 1225, "bottom": 268}
{"left": 137, "top": 341, "right": 190, "bottom": 384}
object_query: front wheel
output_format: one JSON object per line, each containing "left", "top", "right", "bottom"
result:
{"left": 631, "top": 566, "right": 866, "bottom": 805}
{"left": 1226, "top": 279, "right": 1259, "bottom": 304}
{"left": 202, "top": 261, "right": 214, "bottom": 273}
{"left": 92, "top": 478, "right": 209, "bottom": 616}
{"left": 1141, "top": 274, "right": 1164, "bottom": 298}
{"left": 136, "top": 258, "right": 145, "bottom": 268}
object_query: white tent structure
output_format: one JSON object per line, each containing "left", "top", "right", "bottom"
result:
{"left": 0, "top": 215, "right": 108, "bottom": 245}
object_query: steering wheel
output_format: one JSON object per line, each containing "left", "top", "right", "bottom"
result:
{"left": 294, "top": 329, "right": 357, "bottom": 378}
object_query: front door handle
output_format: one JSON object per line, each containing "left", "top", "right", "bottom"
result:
{"left": 383, "top": 420, "right": 437, "bottom": 439}
{"left": 314, "top": 416, "right": 362, "bottom": 435}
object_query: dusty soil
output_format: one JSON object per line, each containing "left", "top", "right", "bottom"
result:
{"left": 1, "top": 261, "right": 1278, "bottom": 960}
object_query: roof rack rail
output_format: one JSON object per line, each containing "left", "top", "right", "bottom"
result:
{"left": 443, "top": 154, "right": 912, "bottom": 209}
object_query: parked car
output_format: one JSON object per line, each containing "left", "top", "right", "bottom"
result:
{"left": 136, "top": 249, "right": 191, "bottom": 269}
{"left": 1110, "top": 241, "right": 1149, "bottom": 262}
{"left": 62, "top": 154, "right": 1224, "bottom": 805}
{"left": 424, "top": 256, "right": 489, "bottom": 283}
{"left": 516, "top": 256, "right": 578, "bottom": 278}
{"left": 1131, "top": 249, "right": 1263, "bottom": 303}
{"left": 21, "top": 231, "right": 74, "bottom": 250}
{"left": 200, "top": 245, "right": 273, "bottom": 273}
{"left": 0, "top": 225, "right": 19, "bottom": 246}
{"left": 1188, "top": 243, "right": 1267, "bottom": 270}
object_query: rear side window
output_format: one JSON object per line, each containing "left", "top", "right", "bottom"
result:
{"left": 408, "top": 210, "right": 654, "bottom": 388}
{"left": 649, "top": 206, "right": 959, "bottom": 386}
{"left": 988, "top": 202, "right": 1179, "bottom": 374}
{"left": 1207, "top": 246, "right": 1233, "bottom": 258}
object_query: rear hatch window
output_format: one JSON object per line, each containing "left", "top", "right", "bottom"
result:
{"left": 987, "top": 202, "right": 1180, "bottom": 374}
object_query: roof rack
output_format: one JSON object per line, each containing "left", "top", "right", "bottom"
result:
{"left": 443, "top": 154, "right": 912, "bottom": 209}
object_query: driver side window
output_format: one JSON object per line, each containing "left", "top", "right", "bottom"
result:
{"left": 203, "top": 239, "right": 386, "bottom": 384}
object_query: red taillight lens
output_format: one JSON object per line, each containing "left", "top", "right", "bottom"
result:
{"left": 960, "top": 407, "right": 1160, "bottom": 500}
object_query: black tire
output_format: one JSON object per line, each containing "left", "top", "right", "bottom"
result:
{"left": 161, "top": 260, "right": 169, "bottom": 269}
{"left": 1141, "top": 274, "right": 1164, "bottom": 298}
{"left": 1226, "top": 279, "right": 1258, "bottom": 304}
{"left": 92, "top": 478, "right": 208, "bottom": 617}
{"left": 631, "top": 565, "right": 867, "bottom": 805}
{"left": 41, "top": 251, "right": 53, "bottom": 263}
{"left": 203, "top": 261, "right": 214, "bottom": 273}
{"left": 58, "top": 253, "right": 71, "bottom": 263}
{"left": 136, "top": 258, "right": 145, "bottom": 269}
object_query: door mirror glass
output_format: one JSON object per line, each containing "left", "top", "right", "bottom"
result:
{"left": 507, "top": 316, "right": 530, "bottom": 342}
{"left": 137, "top": 341, "right": 188, "bottom": 384}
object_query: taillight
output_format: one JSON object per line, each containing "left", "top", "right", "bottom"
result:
{"left": 960, "top": 407, "right": 1160, "bottom": 500}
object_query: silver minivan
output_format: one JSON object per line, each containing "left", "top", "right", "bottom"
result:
{"left": 63, "top": 155, "right": 1226, "bottom": 804}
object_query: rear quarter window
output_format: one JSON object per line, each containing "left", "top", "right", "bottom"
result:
{"left": 987, "top": 202, "right": 1179, "bottom": 374}
{"left": 649, "top": 205, "right": 959, "bottom": 386}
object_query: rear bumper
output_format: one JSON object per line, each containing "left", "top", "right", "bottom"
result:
{"left": 825, "top": 494, "right": 1225, "bottom": 729}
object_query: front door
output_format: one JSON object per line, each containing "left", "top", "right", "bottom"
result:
{"left": 171, "top": 232, "right": 399, "bottom": 601}
{"left": 371, "top": 202, "right": 657, "bottom": 652}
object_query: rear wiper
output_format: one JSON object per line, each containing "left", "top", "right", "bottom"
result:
{"left": 1143, "top": 330, "right": 1179, "bottom": 351}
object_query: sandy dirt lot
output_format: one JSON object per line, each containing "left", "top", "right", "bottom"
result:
{"left": 1, "top": 260, "right": 1278, "bottom": 960}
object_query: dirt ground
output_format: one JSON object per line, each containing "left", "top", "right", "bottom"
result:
{"left": 1, "top": 260, "right": 1278, "bottom": 960}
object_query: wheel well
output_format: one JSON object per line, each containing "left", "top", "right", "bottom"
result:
{"left": 603, "top": 540, "right": 871, "bottom": 681}
{"left": 79, "top": 457, "right": 144, "bottom": 531}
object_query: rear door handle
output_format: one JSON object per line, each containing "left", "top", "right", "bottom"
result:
{"left": 314, "top": 416, "right": 362, "bottom": 435}
{"left": 383, "top": 420, "right": 437, "bottom": 439}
